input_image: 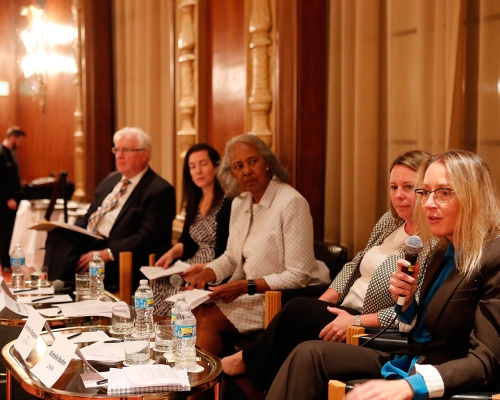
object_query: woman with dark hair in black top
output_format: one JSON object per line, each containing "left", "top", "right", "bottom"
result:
{"left": 151, "top": 143, "right": 232, "bottom": 316}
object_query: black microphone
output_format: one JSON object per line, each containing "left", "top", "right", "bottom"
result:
{"left": 169, "top": 274, "right": 187, "bottom": 287}
{"left": 396, "top": 235, "right": 424, "bottom": 313}
{"left": 52, "top": 279, "right": 75, "bottom": 291}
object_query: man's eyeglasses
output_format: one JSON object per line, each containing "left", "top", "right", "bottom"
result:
{"left": 111, "top": 147, "right": 145, "bottom": 154}
{"left": 414, "top": 188, "right": 454, "bottom": 204}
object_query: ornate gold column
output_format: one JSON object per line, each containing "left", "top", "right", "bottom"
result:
{"left": 248, "top": 0, "right": 273, "bottom": 148}
{"left": 72, "top": 0, "right": 85, "bottom": 202}
{"left": 175, "top": 0, "right": 197, "bottom": 215}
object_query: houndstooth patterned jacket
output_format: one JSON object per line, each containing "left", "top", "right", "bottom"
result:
{"left": 330, "top": 211, "right": 435, "bottom": 328}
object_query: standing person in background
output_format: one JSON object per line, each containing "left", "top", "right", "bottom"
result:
{"left": 151, "top": 143, "right": 232, "bottom": 316}
{"left": 0, "top": 126, "right": 26, "bottom": 273}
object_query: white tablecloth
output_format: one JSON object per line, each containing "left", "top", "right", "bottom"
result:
{"left": 9, "top": 200, "right": 89, "bottom": 268}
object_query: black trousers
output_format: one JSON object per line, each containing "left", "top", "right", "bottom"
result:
{"left": 0, "top": 206, "right": 16, "bottom": 268}
{"left": 242, "top": 297, "right": 359, "bottom": 391}
{"left": 43, "top": 228, "right": 113, "bottom": 286}
{"left": 266, "top": 340, "right": 391, "bottom": 400}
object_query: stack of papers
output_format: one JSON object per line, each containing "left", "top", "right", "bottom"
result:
{"left": 166, "top": 289, "right": 212, "bottom": 309}
{"left": 57, "top": 300, "right": 128, "bottom": 318}
{"left": 140, "top": 260, "right": 190, "bottom": 280}
{"left": 107, "top": 365, "right": 190, "bottom": 393}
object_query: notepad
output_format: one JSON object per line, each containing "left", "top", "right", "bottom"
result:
{"left": 165, "top": 289, "right": 211, "bottom": 309}
{"left": 105, "top": 365, "right": 190, "bottom": 393}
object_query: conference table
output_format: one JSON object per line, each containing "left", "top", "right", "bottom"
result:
{"left": 2, "top": 325, "right": 222, "bottom": 400}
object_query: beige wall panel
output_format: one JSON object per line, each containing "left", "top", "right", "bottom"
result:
{"left": 388, "top": 35, "right": 418, "bottom": 143}
{"left": 482, "top": 0, "right": 500, "bottom": 15}
{"left": 388, "top": 0, "right": 417, "bottom": 32}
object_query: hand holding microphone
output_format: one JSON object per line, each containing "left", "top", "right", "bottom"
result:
{"left": 394, "top": 235, "right": 423, "bottom": 313}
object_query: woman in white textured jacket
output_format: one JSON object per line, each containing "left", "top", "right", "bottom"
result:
{"left": 182, "top": 133, "right": 330, "bottom": 358}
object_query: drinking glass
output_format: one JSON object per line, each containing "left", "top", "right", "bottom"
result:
{"left": 75, "top": 272, "right": 90, "bottom": 295}
{"left": 124, "top": 331, "right": 150, "bottom": 365}
{"left": 154, "top": 320, "right": 174, "bottom": 353}
{"left": 30, "top": 266, "right": 48, "bottom": 287}
{"left": 112, "top": 305, "right": 135, "bottom": 334}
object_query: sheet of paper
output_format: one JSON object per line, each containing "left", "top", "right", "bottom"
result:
{"left": 166, "top": 289, "right": 211, "bottom": 309}
{"left": 44, "top": 331, "right": 110, "bottom": 346}
{"left": 0, "top": 291, "right": 35, "bottom": 316}
{"left": 30, "top": 336, "right": 78, "bottom": 388}
{"left": 29, "top": 220, "right": 103, "bottom": 240}
{"left": 13, "top": 287, "right": 55, "bottom": 295}
{"left": 57, "top": 300, "right": 127, "bottom": 317}
{"left": 18, "top": 294, "right": 73, "bottom": 304}
{"left": 124, "top": 364, "right": 189, "bottom": 387}
{"left": 140, "top": 260, "right": 190, "bottom": 280}
{"left": 38, "top": 308, "right": 63, "bottom": 317}
{"left": 81, "top": 371, "right": 109, "bottom": 388}
{"left": 75, "top": 341, "right": 125, "bottom": 362}
{"left": 14, "top": 308, "right": 47, "bottom": 359}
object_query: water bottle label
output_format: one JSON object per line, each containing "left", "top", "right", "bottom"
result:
{"left": 174, "top": 324, "right": 196, "bottom": 338}
{"left": 10, "top": 257, "right": 25, "bottom": 267}
{"left": 135, "top": 297, "right": 154, "bottom": 309}
{"left": 89, "top": 265, "right": 105, "bottom": 276}
{"left": 171, "top": 313, "right": 177, "bottom": 322}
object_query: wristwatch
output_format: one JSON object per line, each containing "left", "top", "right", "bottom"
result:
{"left": 353, "top": 315, "right": 361, "bottom": 326}
{"left": 247, "top": 279, "right": 256, "bottom": 295}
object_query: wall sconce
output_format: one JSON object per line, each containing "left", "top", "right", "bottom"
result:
{"left": 20, "top": 3, "right": 77, "bottom": 112}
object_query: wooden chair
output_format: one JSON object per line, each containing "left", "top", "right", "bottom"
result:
{"left": 327, "top": 326, "right": 500, "bottom": 400}
{"left": 119, "top": 252, "right": 155, "bottom": 304}
{"left": 264, "top": 241, "right": 348, "bottom": 326}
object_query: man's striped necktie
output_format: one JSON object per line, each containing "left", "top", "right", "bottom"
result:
{"left": 87, "top": 179, "right": 130, "bottom": 233}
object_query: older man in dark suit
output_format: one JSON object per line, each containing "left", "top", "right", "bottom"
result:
{"left": 44, "top": 127, "right": 175, "bottom": 291}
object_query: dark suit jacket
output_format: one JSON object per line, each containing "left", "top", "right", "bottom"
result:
{"left": 409, "top": 236, "right": 500, "bottom": 395}
{"left": 76, "top": 168, "right": 175, "bottom": 258}
{"left": 44, "top": 167, "right": 175, "bottom": 288}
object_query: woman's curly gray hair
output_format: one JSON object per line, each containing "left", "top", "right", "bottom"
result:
{"left": 218, "top": 133, "right": 289, "bottom": 197}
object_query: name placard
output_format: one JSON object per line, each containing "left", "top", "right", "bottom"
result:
{"left": 14, "top": 309, "right": 55, "bottom": 359}
{"left": 31, "top": 336, "right": 77, "bottom": 387}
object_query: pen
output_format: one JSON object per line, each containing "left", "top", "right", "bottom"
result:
{"left": 104, "top": 339, "right": 124, "bottom": 343}
{"left": 13, "top": 288, "right": 38, "bottom": 293}
{"left": 30, "top": 295, "right": 54, "bottom": 302}
{"left": 96, "top": 379, "right": 108, "bottom": 385}
{"left": 67, "top": 332, "right": 82, "bottom": 340}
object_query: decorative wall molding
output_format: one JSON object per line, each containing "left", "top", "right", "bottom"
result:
{"left": 248, "top": 0, "right": 273, "bottom": 148}
{"left": 72, "top": 0, "right": 85, "bottom": 202}
{"left": 175, "top": 0, "right": 197, "bottom": 215}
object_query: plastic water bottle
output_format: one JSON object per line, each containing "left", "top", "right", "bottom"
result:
{"left": 173, "top": 302, "right": 197, "bottom": 371}
{"left": 171, "top": 293, "right": 189, "bottom": 323}
{"left": 10, "top": 244, "right": 26, "bottom": 289}
{"left": 134, "top": 279, "right": 154, "bottom": 334}
{"left": 88, "top": 251, "right": 105, "bottom": 299}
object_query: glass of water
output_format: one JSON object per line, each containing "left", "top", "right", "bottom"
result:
{"left": 30, "top": 266, "right": 48, "bottom": 287}
{"left": 124, "top": 331, "right": 150, "bottom": 365}
{"left": 75, "top": 272, "right": 90, "bottom": 295}
{"left": 154, "top": 320, "right": 174, "bottom": 353}
{"left": 112, "top": 305, "right": 135, "bottom": 334}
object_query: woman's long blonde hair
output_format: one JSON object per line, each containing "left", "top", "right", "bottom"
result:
{"left": 414, "top": 150, "right": 500, "bottom": 277}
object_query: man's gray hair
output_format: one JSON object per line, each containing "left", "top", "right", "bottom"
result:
{"left": 113, "top": 127, "right": 152, "bottom": 160}
{"left": 218, "top": 133, "right": 289, "bottom": 197}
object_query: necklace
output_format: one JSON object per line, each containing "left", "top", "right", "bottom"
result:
{"left": 201, "top": 197, "right": 212, "bottom": 206}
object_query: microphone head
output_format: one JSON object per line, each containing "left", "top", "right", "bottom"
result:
{"left": 404, "top": 235, "right": 424, "bottom": 255}
{"left": 169, "top": 274, "right": 184, "bottom": 287}
{"left": 52, "top": 279, "right": 64, "bottom": 291}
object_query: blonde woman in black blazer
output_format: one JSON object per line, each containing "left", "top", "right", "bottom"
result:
{"left": 267, "top": 150, "right": 500, "bottom": 400}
